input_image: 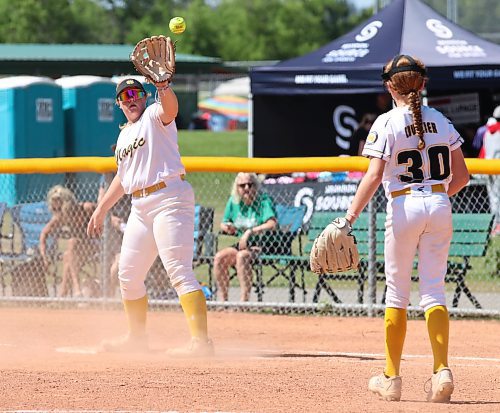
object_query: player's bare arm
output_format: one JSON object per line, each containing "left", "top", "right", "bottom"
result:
{"left": 157, "top": 83, "right": 179, "bottom": 125}
{"left": 447, "top": 147, "right": 470, "bottom": 197}
{"left": 345, "top": 157, "right": 385, "bottom": 225}
{"left": 87, "top": 174, "right": 125, "bottom": 237}
{"left": 39, "top": 216, "right": 60, "bottom": 265}
{"left": 238, "top": 217, "right": 277, "bottom": 251}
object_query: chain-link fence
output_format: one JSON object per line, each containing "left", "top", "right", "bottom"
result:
{"left": 0, "top": 169, "right": 498, "bottom": 317}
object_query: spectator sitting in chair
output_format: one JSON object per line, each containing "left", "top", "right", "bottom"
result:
{"left": 40, "top": 185, "right": 98, "bottom": 297}
{"left": 214, "top": 173, "right": 277, "bottom": 301}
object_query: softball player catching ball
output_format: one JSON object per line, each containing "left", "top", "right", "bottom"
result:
{"left": 344, "top": 55, "right": 469, "bottom": 402}
{"left": 87, "top": 78, "right": 213, "bottom": 356}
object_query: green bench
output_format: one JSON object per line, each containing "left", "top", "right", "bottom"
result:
{"left": 306, "top": 212, "right": 495, "bottom": 308}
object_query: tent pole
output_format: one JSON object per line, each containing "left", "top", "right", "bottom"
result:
{"left": 447, "top": 0, "right": 458, "bottom": 23}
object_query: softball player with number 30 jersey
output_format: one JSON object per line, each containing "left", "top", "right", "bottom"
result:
{"left": 87, "top": 78, "right": 213, "bottom": 356}
{"left": 343, "top": 55, "right": 469, "bottom": 403}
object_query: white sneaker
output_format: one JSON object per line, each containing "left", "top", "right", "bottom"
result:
{"left": 368, "top": 373, "right": 402, "bottom": 401}
{"left": 166, "top": 337, "right": 214, "bottom": 358}
{"left": 426, "top": 368, "right": 454, "bottom": 403}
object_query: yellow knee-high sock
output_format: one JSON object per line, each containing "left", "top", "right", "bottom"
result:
{"left": 123, "top": 295, "right": 148, "bottom": 337}
{"left": 425, "top": 305, "right": 449, "bottom": 373}
{"left": 179, "top": 289, "right": 208, "bottom": 339}
{"left": 384, "top": 307, "right": 407, "bottom": 377}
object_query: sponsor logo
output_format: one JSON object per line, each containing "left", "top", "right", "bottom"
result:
{"left": 294, "top": 184, "right": 357, "bottom": 223}
{"left": 322, "top": 20, "right": 382, "bottom": 63}
{"left": 426, "top": 19, "right": 453, "bottom": 39}
{"left": 355, "top": 20, "right": 383, "bottom": 42}
{"left": 426, "top": 18, "right": 486, "bottom": 58}
{"left": 332, "top": 105, "right": 358, "bottom": 150}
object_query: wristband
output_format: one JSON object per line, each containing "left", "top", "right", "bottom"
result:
{"left": 154, "top": 84, "right": 170, "bottom": 103}
{"left": 345, "top": 210, "right": 358, "bottom": 219}
{"left": 156, "top": 83, "right": 170, "bottom": 92}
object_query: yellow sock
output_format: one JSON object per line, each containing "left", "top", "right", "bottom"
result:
{"left": 123, "top": 295, "right": 148, "bottom": 337}
{"left": 179, "top": 289, "right": 208, "bottom": 339}
{"left": 384, "top": 307, "right": 407, "bottom": 377}
{"left": 425, "top": 305, "right": 449, "bottom": 372}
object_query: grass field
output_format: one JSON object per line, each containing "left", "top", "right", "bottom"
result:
{"left": 178, "top": 129, "right": 248, "bottom": 230}
{"left": 178, "top": 130, "right": 248, "bottom": 157}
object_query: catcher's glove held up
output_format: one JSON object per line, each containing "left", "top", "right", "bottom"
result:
{"left": 310, "top": 217, "right": 360, "bottom": 274}
{"left": 130, "top": 35, "right": 175, "bottom": 84}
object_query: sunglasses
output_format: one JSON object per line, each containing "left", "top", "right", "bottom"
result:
{"left": 238, "top": 182, "right": 254, "bottom": 189}
{"left": 118, "top": 88, "right": 146, "bottom": 102}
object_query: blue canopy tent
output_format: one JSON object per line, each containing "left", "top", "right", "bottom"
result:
{"left": 250, "top": 0, "right": 500, "bottom": 157}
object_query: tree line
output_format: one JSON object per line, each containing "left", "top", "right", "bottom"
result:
{"left": 0, "top": 0, "right": 498, "bottom": 62}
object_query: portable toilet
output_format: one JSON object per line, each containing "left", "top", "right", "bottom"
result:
{"left": 56, "top": 76, "right": 122, "bottom": 195}
{"left": 56, "top": 76, "right": 121, "bottom": 157}
{"left": 0, "top": 76, "right": 65, "bottom": 205}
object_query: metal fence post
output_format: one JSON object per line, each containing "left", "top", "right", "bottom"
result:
{"left": 367, "top": 197, "right": 377, "bottom": 316}
{"left": 99, "top": 172, "right": 113, "bottom": 306}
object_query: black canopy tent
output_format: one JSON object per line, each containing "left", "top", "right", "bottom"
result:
{"left": 250, "top": 0, "right": 500, "bottom": 157}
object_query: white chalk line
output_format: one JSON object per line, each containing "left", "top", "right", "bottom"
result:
{"left": 54, "top": 345, "right": 500, "bottom": 363}
{"left": 55, "top": 346, "right": 99, "bottom": 354}
{"left": 3, "top": 343, "right": 500, "bottom": 364}
{"left": 2, "top": 406, "right": 241, "bottom": 412}
{"left": 242, "top": 349, "right": 500, "bottom": 363}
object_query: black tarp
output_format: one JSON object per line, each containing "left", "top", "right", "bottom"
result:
{"left": 250, "top": 0, "right": 500, "bottom": 157}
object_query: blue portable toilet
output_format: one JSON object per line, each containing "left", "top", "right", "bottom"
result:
{"left": 56, "top": 75, "right": 121, "bottom": 157}
{"left": 56, "top": 76, "right": 122, "bottom": 196}
{"left": 0, "top": 76, "right": 65, "bottom": 205}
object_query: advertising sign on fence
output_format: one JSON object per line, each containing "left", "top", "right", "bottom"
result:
{"left": 264, "top": 180, "right": 359, "bottom": 226}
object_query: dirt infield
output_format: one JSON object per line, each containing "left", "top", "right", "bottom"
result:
{"left": 0, "top": 307, "right": 499, "bottom": 412}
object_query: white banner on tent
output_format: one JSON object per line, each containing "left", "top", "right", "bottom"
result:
{"left": 427, "top": 92, "right": 480, "bottom": 125}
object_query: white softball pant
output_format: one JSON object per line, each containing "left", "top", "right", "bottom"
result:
{"left": 384, "top": 192, "right": 452, "bottom": 311}
{"left": 118, "top": 176, "right": 201, "bottom": 300}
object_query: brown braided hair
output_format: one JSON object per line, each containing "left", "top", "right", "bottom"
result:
{"left": 382, "top": 55, "right": 428, "bottom": 149}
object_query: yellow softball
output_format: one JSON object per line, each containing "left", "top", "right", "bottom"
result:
{"left": 169, "top": 17, "right": 186, "bottom": 34}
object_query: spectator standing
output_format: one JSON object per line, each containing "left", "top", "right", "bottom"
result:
{"left": 480, "top": 105, "right": 500, "bottom": 234}
{"left": 472, "top": 115, "right": 496, "bottom": 156}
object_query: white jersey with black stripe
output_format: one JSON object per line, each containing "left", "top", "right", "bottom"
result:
{"left": 362, "top": 105, "right": 463, "bottom": 197}
{"left": 114, "top": 103, "right": 185, "bottom": 194}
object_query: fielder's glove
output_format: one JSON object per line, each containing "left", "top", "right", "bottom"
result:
{"left": 309, "top": 217, "right": 360, "bottom": 274}
{"left": 130, "top": 35, "right": 175, "bottom": 84}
